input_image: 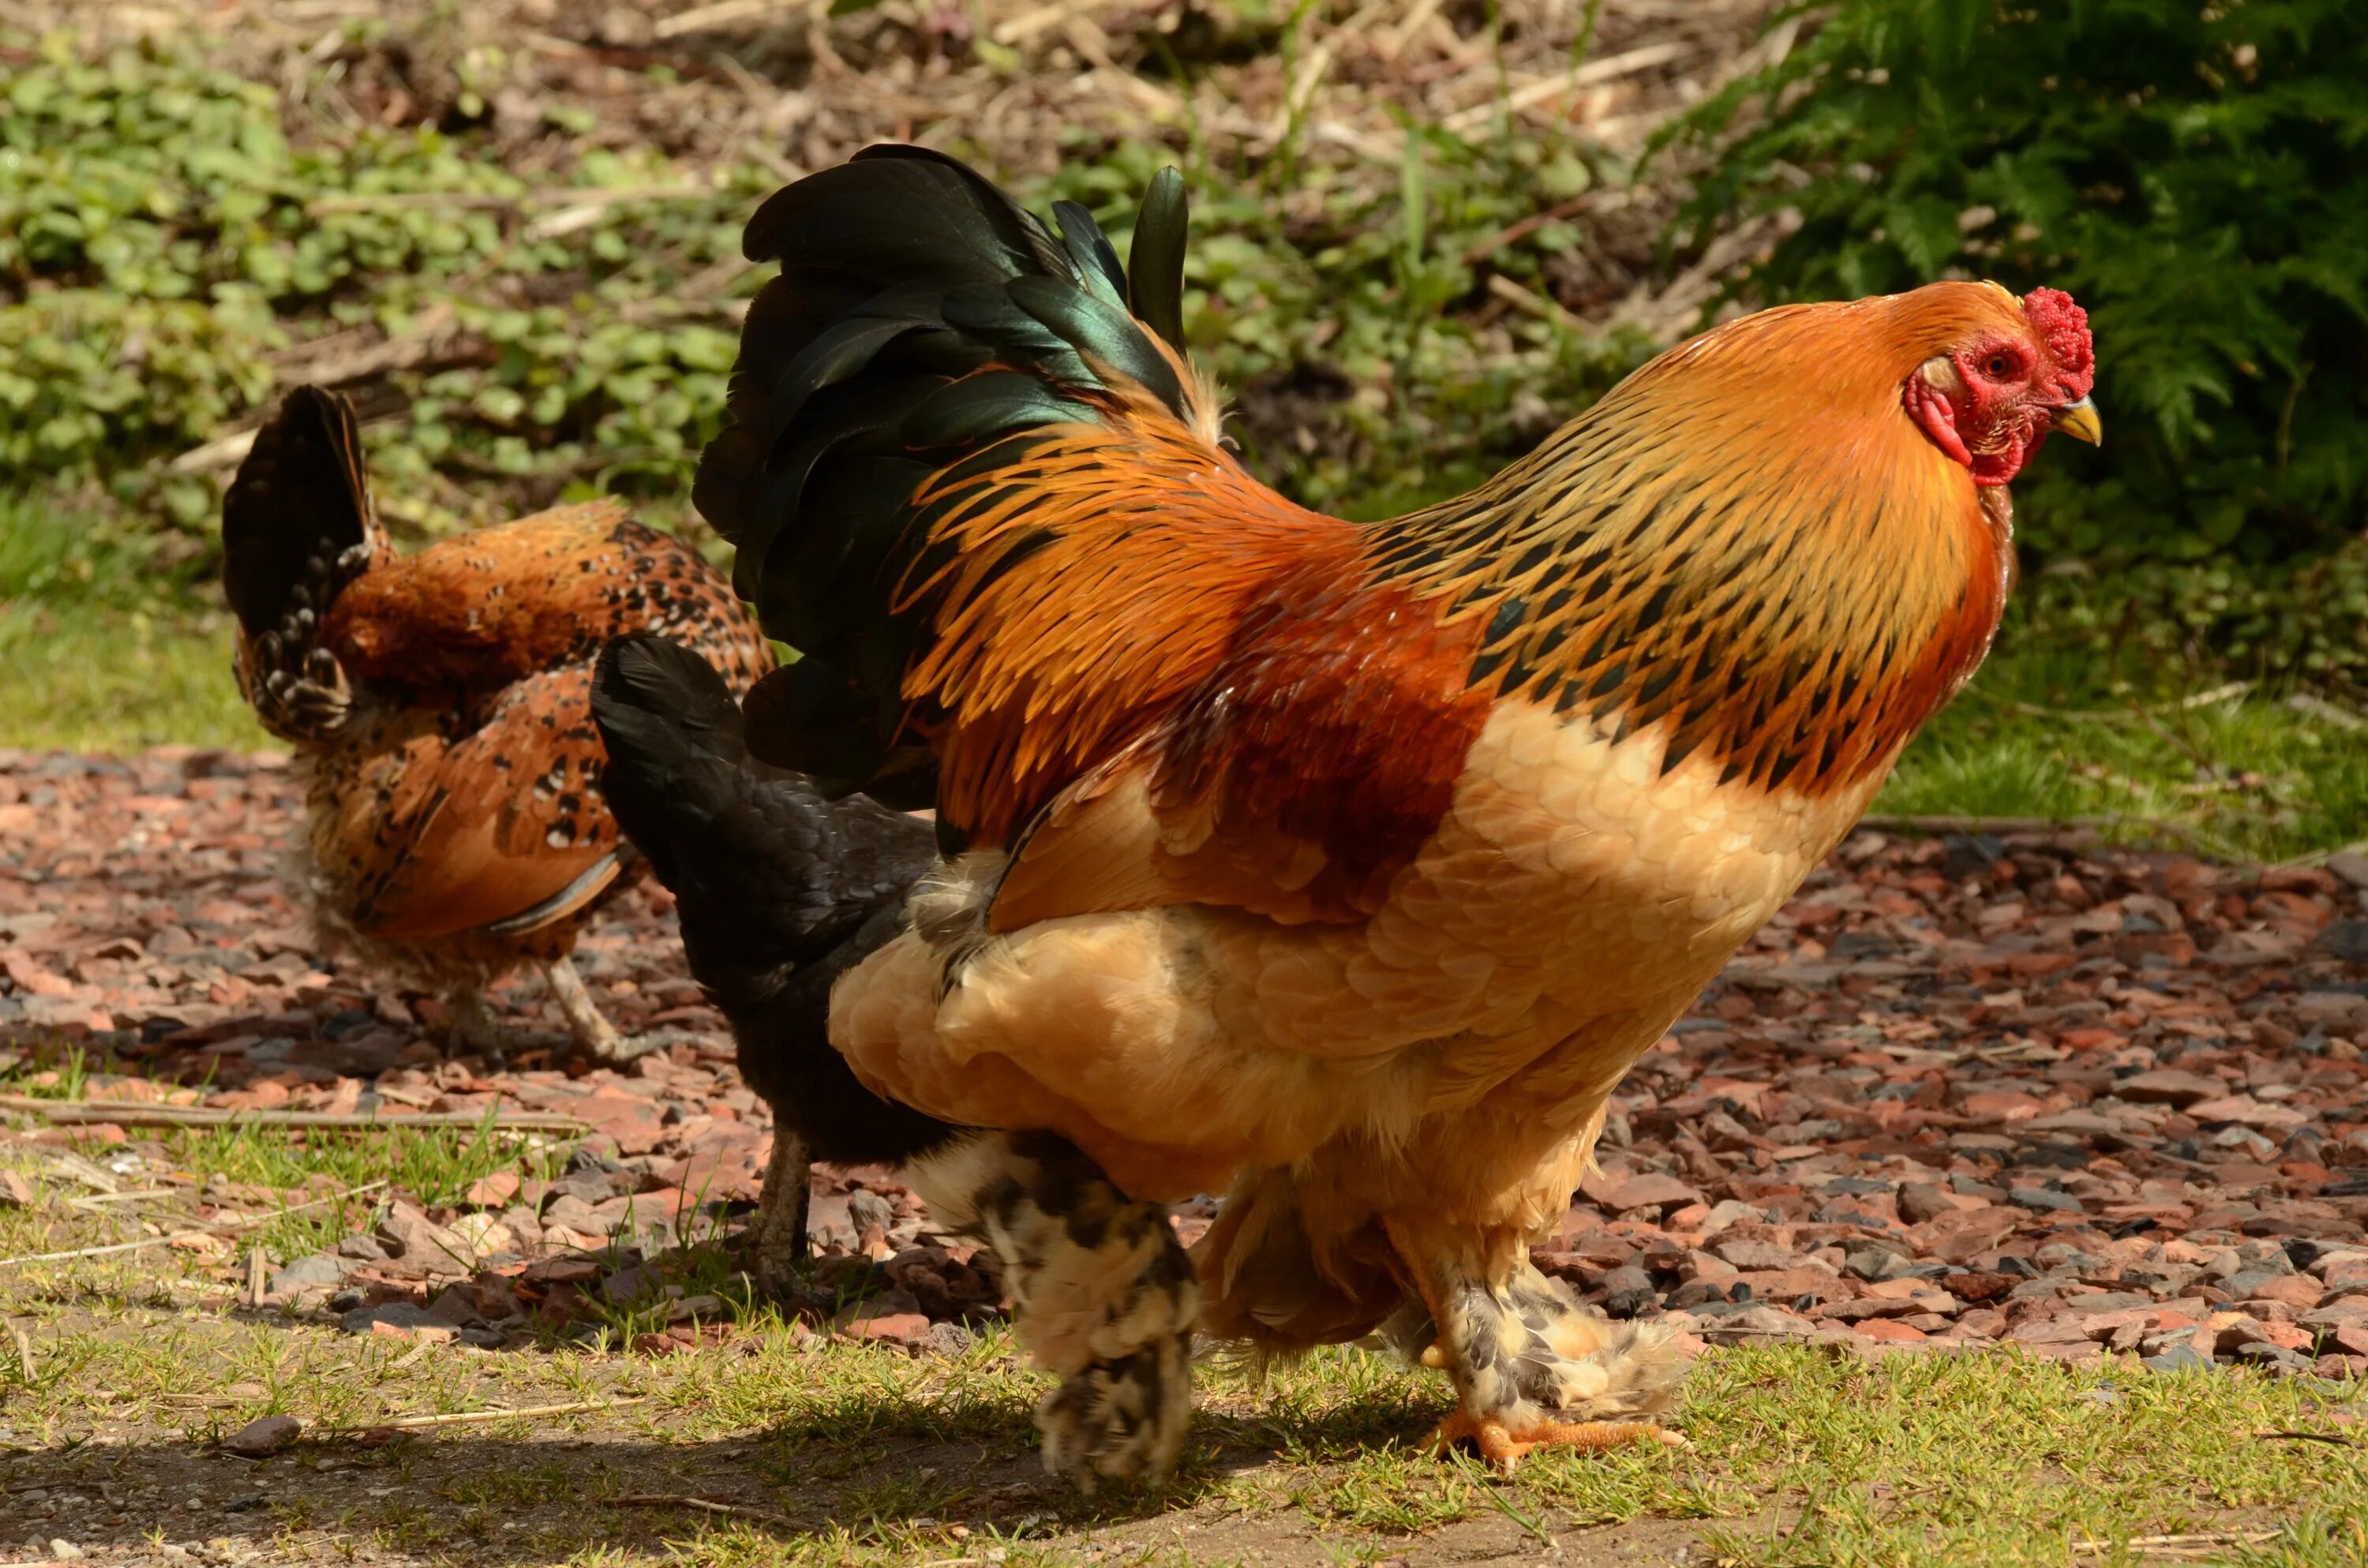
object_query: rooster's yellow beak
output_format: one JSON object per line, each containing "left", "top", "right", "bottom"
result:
{"left": 2050, "top": 396, "right": 2102, "bottom": 445}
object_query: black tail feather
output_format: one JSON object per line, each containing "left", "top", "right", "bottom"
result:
{"left": 222, "top": 386, "right": 381, "bottom": 741}
{"left": 695, "top": 146, "right": 1193, "bottom": 808}
{"left": 590, "top": 634, "right": 954, "bottom": 1166}
{"left": 222, "top": 386, "right": 374, "bottom": 639}
{"left": 1127, "top": 167, "right": 1190, "bottom": 356}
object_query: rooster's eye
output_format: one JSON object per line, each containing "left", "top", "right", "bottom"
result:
{"left": 1984, "top": 354, "right": 2014, "bottom": 378}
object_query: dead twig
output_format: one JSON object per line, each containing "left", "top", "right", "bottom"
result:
{"left": 166, "top": 428, "right": 264, "bottom": 476}
{"left": 2287, "top": 692, "right": 2368, "bottom": 732}
{"left": 605, "top": 1492, "right": 794, "bottom": 1528}
{"left": 0, "top": 1094, "right": 586, "bottom": 1132}
{"left": 0, "top": 1179, "right": 388, "bottom": 1269}
{"left": 2254, "top": 1428, "right": 2362, "bottom": 1446}
{"left": 2272, "top": 835, "right": 2368, "bottom": 874}
{"left": 1439, "top": 40, "right": 1692, "bottom": 133}
{"left": 1460, "top": 193, "right": 1594, "bottom": 265}
{"left": 2070, "top": 1529, "right": 2281, "bottom": 1555}
{"left": 276, "top": 330, "right": 489, "bottom": 393}
{"left": 66, "top": 1187, "right": 178, "bottom": 1211}
{"left": 650, "top": 0, "right": 808, "bottom": 38}
{"left": 1486, "top": 273, "right": 1584, "bottom": 334}
{"left": 168, "top": 324, "right": 476, "bottom": 474}
{"left": 1967, "top": 679, "right": 2253, "bottom": 722}
{"left": 5, "top": 1233, "right": 213, "bottom": 1268}
{"left": 6, "top": 1322, "right": 32, "bottom": 1385}
{"left": 332, "top": 1396, "right": 651, "bottom": 1433}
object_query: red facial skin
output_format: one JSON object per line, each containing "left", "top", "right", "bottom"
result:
{"left": 1904, "top": 286, "right": 2096, "bottom": 487}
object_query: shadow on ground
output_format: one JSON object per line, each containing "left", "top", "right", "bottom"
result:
{"left": 3, "top": 1387, "right": 1710, "bottom": 1567}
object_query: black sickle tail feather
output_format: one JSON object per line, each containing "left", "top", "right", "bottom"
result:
{"left": 590, "top": 633, "right": 955, "bottom": 1166}
{"left": 694, "top": 145, "right": 1193, "bottom": 808}
{"left": 221, "top": 386, "right": 382, "bottom": 741}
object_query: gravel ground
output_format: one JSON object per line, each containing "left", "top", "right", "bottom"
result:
{"left": 4, "top": 746, "right": 2367, "bottom": 1376}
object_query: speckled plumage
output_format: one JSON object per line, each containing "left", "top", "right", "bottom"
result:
{"left": 223, "top": 387, "right": 774, "bottom": 1043}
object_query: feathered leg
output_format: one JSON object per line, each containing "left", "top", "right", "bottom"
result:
{"left": 743, "top": 1126, "right": 812, "bottom": 1298}
{"left": 909, "top": 1131, "right": 1198, "bottom": 1489}
{"left": 1384, "top": 1221, "right": 1688, "bottom": 1473}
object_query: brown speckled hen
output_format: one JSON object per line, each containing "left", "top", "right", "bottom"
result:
{"left": 222, "top": 386, "right": 774, "bottom": 1062}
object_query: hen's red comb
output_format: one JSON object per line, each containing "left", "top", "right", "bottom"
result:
{"left": 2021, "top": 286, "right": 2094, "bottom": 401}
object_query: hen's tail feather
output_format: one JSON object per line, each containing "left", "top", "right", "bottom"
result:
{"left": 589, "top": 634, "right": 956, "bottom": 1166}
{"left": 222, "top": 386, "right": 373, "bottom": 637}
{"left": 695, "top": 146, "right": 1201, "bottom": 806}
{"left": 222, "top": 386, "right": 383, "bottom": 742}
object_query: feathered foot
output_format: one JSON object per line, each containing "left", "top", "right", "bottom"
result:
{"left": 1388, "top": 1225, "right": 1688, "bottom": 1475}
{"left": 543, "top": 956, "right": 656, "bottom": 1065}
{"left": 741, "top": 1126, "right": 812, "bottom": 1299}
{"left": 910, "top": 1131, "right": 1197, "bottom": 1491}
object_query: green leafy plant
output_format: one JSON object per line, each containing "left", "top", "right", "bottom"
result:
{"left": 0, "top": 30, "right": 759, "bottom": 532}
{"left": 1043, "top": 128, "right": 1650, "bottom": 518}
{"left": 0, "top": 24, "right": 1652, "bottom": 544}
{"left": 1669, "top": 0, "right": 2368, "bottom": 567}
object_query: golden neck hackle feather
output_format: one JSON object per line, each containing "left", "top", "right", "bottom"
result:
{"left": 1366, "top": 285, "right": 2025, "bottom": 799}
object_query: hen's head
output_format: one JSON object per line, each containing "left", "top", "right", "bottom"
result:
{"left": 1899, "top": 283, "right": 2098, "bottom": 486}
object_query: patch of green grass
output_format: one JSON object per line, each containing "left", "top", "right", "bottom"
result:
{"left": 0, "top": 492, "right": 260, "bottom": 752}
{"left": 156, "top": 1113, "right": 569, "bottom": 1211}
{"left": 0, "top": 596, "right": 257, "bottom": 752}
{"left": 1673, "top": 1347, "right": 2366, "bottom": 1567}
{"left": 1, "top": 1046, "right": 574, "bottom": 1259}
{"left": 2, "top": 1238, "right": 2362, "bottom": 1568}
{"left": 1883, "top": 632, "right": 2368, "bottom": 863}
{"left": 9, "top": 1111, "right": 2365, "bottom": 1562}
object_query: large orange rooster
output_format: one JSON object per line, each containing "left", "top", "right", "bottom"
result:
{"left": 624, "top": 145, "right": 2097, "bottom": 1484}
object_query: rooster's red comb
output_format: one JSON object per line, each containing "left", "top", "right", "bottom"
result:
{"left": 2021, "top": 287, "right": 2094, "bottom": 402}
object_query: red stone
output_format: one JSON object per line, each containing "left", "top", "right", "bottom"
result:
{"left": 842, "top": 1312, "right": 931, "bottom": 1346}
{"left": 575, "top": 1087, "right": 669, "bottom": 1155}
{"left": 1854, "top": 1318, "right": 1927, "bottom": 1342}
{"left": 464, "top": 1171, "right": 521, "bottom": 1207}
{"left": 2246, "top": 1274, "right": 2325, "bottom": 1311}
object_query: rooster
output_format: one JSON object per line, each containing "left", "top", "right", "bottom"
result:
{"left": 222, "top": 387, "right": 775, "bottom": 1062}
{"left": 590, "top": 632, "right": 955, "bottom": 1293}
{"left": 680, "top": 146, "right": 2097, "bottom": 1484}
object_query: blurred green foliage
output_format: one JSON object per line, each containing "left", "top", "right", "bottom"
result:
{"left": 5, "top": 6, "right": 2366, "bottom": 781}
{"left": 1671, "top": 0, "right": 2368, "bottom": 571}
{"left": 1043, "top": 130, "right": 1650, "bottom": 516}
{"left": 0, "top": 27, "right": 1648, "bottom": 544}
{"left": 0, "top": 30, "right": 755, "bottom": 532}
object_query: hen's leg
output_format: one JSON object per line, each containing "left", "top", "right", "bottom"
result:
{"left": 444, "top": 987, "right": 508, "bottom": 1069}
{"left": 1385, "top": 1222, "right": 1687, "bottom": 1473}
{"left": 543, "top": 956, "right": 654, "bottom": 1065}
{"left": 911, "top": 1131, "right": 1197, "bottom": 1489}
{"left": 741, "top": 1126, "right": 812, "bottom": 1298}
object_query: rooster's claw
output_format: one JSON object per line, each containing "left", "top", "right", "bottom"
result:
{"left": 1432, "top": 1410, "right": 1688, "bottom": 1472}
